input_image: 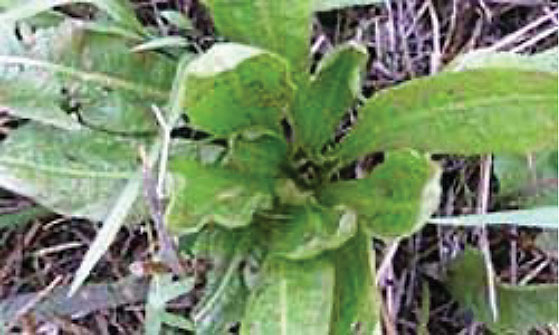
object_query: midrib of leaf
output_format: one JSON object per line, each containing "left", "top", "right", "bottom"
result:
{"left": 0, "top": 56, "right": 169, "bottom": 99}
{"left": 279, "top": 267, "right": 288, "bottom": 335}
{"left": 362, "top": 93, "right": 554, "bottom": 150}
{"left": 0, "top": 157, "right": 134, "bottom": 179}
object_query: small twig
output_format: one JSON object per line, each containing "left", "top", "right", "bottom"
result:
{"left": 376, "top": 239, "right": 401, "bottom": 286}
{"left": 476, "top": 155, "right": 499, "bottom": 322}
{"left": 510, "top": 25, "right": 559, "bottom": 53}
{"left": 426, "top": 0, "right": 442, "bottom": 74}
{"left": 139, "top": 147, "right": 183, "bottom": 276}
{"left": 379, "top": 296, "right": 398, "bottom": 335}
{"left": 519, "top": 258, "right": 549, "bottom": 285}
{"left": 486, "top": 10, "right": 558, "bottom": 51}
{"left": 151, "top": 105, "right": 171, "bottom": 199}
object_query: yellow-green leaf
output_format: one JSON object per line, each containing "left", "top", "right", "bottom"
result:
{"left": 320, "top": 150, "right": 441, "bottom": 238}
{"left": 292, "top": 43, "right": 367, "bottom": 154}
{"left": 330, "top": 229, "right": 380, "bottom": 335}
{"left": 241, "top": 257, "right": 335, "bottom": 335}
{"left": 166, "top": 159, "right": 274, "bottom": 234}
{"left": 184, "top": 43, "right": 294, "bottom": 136}
{"left": 335, "top": 69, "right": 558, "bottom": 162}
{"left": 202, "top": 0, "right": 312, "bottom": 73}
{"left": 263, "top": 204, "right": 358, "bottom": 260}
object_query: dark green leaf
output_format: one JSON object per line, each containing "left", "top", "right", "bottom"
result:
{"left": 0, "top": 123, "right": 145, "bottom": 221}
{"left": 241, "top": 257, "right": 335, "bottom": 335}
{"left": 263, "top": 204, "right": 358, "bottom": 260}
{"left": 225, "top": 132, "right": 288, "bottom": 176}
{"left": 292, "top": 43, "right": 367, "bottom": 154}
{"left": 447, "top": 248, "right": 558, "bottom": 334}
{"left": 334, "top": 69, "right": 558, "bottom": 162}
{"left": 320, "top": 150, "right": 441, "bottom": 238}
{"left": 330, "top": 229, "right": 380, "bottom": 335}
{"left": 166, "top": 159, "right": 274, "bottom": 233}
{"left": 184, "top": 43, "right": 295, "bottom": 136}
{"left": 0, "top": 20, "right": 176, "bottom": 133}
{"left": 0, "top": 205, "right": 52, "bottom": 228}
{"left": 202, "top": 0, "right": 312, "bottom": 72}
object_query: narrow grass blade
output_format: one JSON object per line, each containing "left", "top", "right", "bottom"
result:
{"left": 68, "top": 142, "right": 160, "bottom": 297}
{"left": 428, "top": 206, "right": 558, "bottom": 228}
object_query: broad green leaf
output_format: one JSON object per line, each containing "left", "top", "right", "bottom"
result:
{"left": 428, "top": 206, "right": 558, "bottom": 229}
{"left": 292, "top": 43, "right": 367, "bottom": 154}
{"left": 0, "top": 22, "right": 80, "bottom": 130}
{"left": 263, "top": 204, "right": 357, "bottom": 260}
{"left": 0, "top": 20, "right": 175, "bottom": 133}
{"left": 494, "top": 151, "right": 558, "bottom": 208}
{"left": 184, "top": 43, "right": 295, "bottom": 136}
{"left": 241, "top": 257, "right": 335, "bottom": 335}
{"left": 202, "top": 0, "right": 312, "bottom": 73}
{"left": 191, "top": 227, "right": 252, "bottom": 335}
{"left": 225, "top": 132, "right": 288, "bottom": 176}
{"left": 330, "top": 229, "right": 379, "bottom": 335}
{"left": 166, "top": 159, "right": 274, "bottom": 233}
{"left": 145, "top": 274, "right": 195, "bottom": 335}
{"left": 446, "top": 47, "right": 558, "bottom": 74}
{"left": 447, "top": 248, "right": 559, "bottom": 334}
{"left": 314, "top": 0, "right": 383, "bottom": 12}
{"left": 320, "top": 150, "right": 441, "bottom": 238}
{"left": 0, "top": 0, "right": 146, "bottom": 37}
{"left": 446, "top": 48, "right": 558, "bottom": 208}
{"left": 334, "top": 69, "right": 558, "bottom": 162}
{"left": 0, "top": 123, "right": 142, "bottom": 221}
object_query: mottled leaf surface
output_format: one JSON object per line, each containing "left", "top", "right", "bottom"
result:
{"left": 241, "top": 257, "right": 334, "bottom": 335}
{"left": 335, "top": 69, "right": 558, "bottom": 162}
{"left": 0, "top": 0, "right": 145, "bottom": 36}
{"left": 202, "top": 0, "right": 312, "bottom": 72}
{"left": 184, "top": 43, "right": 294, "bottom": 136}
{"left": 447, "top": 248, "right": 558, "bottom": 334}
{"left": 330, "top": 230, "right": 379, "bottom": 335}
{"left": 263, "top": 204, "right": 357, "bottom": 260}
{"left": 320, "top": 150, "right": 441, "bottom": 238}
{"left": 225, "top": 132, "right": 288, "bottom": 176}
{"left": 0, "top": 123, "right": 142, "bottom": 221}
{"left": 292, "top": 43, "right": 367, "bottom": 154}
{"left": 0, "top": 21, "right": 175, "bottom": 133}
{"left": 166, "top": 159, "right": 274, "bottom": 233}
